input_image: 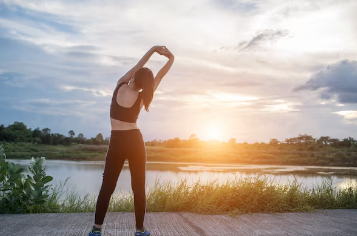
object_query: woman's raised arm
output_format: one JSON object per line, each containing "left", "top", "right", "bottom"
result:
{"left": 153, "top": 47, "right": 174, "bottom": 92}
{"left": 117, "top": 46, "right": 165, "bottom": 84}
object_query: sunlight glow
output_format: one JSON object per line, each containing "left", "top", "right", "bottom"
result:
{"left": 208, "top": 126, "right": 219, "bottom": 140}
{"left": 337, "top": 178, "right": 357, "bottom": 190}
{"left": 183, "top": 92, "right": 259, "bottom": 108}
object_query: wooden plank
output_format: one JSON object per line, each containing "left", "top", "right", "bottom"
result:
{"left": 1, "top": 210, "right": 357, "bottom": 236}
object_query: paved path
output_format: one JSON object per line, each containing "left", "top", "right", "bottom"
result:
{"left": 1, "top": 210, "right": 357, "bottom": 236}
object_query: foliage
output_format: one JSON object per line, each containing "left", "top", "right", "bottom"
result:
{"left": 0, "top": 146, "right": 53, "bottom": 213}
{"left": 0, "top": 122, "right": 109, "bottom": 145}
{"left": 2, "top": 122, "right": 357, "bottom": 151}
{"left": 35, "top": 176, "right": 357, "bottom": 215}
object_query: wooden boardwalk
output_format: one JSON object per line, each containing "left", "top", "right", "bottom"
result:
{"left": 1, "top": 210, "right": 357, "bottom": 235}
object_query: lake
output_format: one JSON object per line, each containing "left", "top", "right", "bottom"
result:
{"left": 8, "top": 159, "right": 357, "bottom": 197}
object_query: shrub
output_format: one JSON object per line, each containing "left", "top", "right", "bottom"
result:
{"left": 0, "top": 145, "right": 53, "bottom": 213}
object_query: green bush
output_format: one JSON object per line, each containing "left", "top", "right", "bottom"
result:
{"left": 0, "top": 145, "right": 53, "bottom": 213}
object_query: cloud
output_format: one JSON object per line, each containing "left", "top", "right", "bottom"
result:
{"left": 238, "top": 29, "right": 289, "bottom": 52}
{"left": 213, "top": 0, "right": 257, "bottom": 13}
{"left": 1, "top": 0, "right": 357, "bottom": 142}
{"left": 294, "top": 60, "right": 357, "bottom": 104}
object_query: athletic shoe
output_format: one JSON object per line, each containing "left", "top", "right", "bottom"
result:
{"left": 88, "top": 227, "right": 101, "bottom": 236}
{"left": 135, "top": 228, "right": 151, "bottom": 236}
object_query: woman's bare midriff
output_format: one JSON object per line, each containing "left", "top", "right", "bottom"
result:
{"left": 111, "top": 118, "right": 139, "bottom": 130}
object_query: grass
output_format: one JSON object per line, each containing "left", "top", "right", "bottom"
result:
{"left": 27, "top": 175, "right": 357, "bottom": 215}
{"left": 3, "top": 142, "right": 357, "bottom": 167}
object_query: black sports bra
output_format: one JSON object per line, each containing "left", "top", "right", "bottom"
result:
{"left": 110, "top": 82, "right": 142, "bottom": 123}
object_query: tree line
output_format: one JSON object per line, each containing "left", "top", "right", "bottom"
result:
{"left": 147, "top": 134, "right": 357, "bottom": 151}
{"left": 0, "top": 122, "right": 108, "bottom": 145}
{"left": 1, "top": 122, "right": 356, "bottom": 151}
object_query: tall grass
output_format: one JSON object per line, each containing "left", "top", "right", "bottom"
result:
{"left": 33, "top": 175, "right": 357, "bottom": 215}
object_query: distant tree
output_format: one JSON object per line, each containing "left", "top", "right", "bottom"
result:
{"left": 103, "top": 137, "right": 110, "bottom": 145}
{"left": 228, "top": 138, "right": 236, "bottom": 147}
{"left": 41, "top": 128, "right": 52, "bottom": 145}
{"left": 229, "top": 138, "right": 236, "bottom": 143}
{"left": 68, "top": 130, "right": 75, "bottom": 138}
{"left": 284, "top": 138, "right": 295, "bottom": 145}
{"left": 298, "top": 134, "right": 315, "bottom": 144}
{"left": 188, "top": 134, "right": 199, "bottom": 147}
{"left": 328, "top": 138, "right": 340, "bottom": 148}
{"left": 33, "top": 137, "right": 42, "bottom": 144}
{"left": 77, "top": 133, "right": 85, "bottom": 144}
{"left": 95, "top": 133, "right": 104, "bottom": 145}
{"left": 165, "top": 137, "right": 181, "bottom": 148}
{"left": 2, "top": 122, "right": 32, "bottom": 142}
{"left": 42, "top": 128, "right": 51, "bottom": 135}
{"left": 317, "top": 136, "right": 330, "bottom": 146}
{"left": 269, "top": 139, "right": 280, "bottom": 145}
{"left": 52, "top": 133, "right": 64, "bottom": 145}
{"left": 340, "top": 137, "right": 356, "bottom": 148}
{"left": 0, "top": 124, "right": 5, "bottom": 141}
{"left": 32, "top": 128, "right": 43, "bottom": 138}
{"left": 62, "top": 137, "right": 71, "bottom": 146}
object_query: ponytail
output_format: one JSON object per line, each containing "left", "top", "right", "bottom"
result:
{"left": 134, "top": 67, "right": 154, "bottom": 112}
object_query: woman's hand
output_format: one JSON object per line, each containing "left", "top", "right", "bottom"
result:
{"left": 153, "top": 46, "right": 165, "bottom": 54}
{"left": 161, "top": 47, "right": 174, "bottom": 59}
{"left": 153, "top": 46, "right": 173, "bottom": 58}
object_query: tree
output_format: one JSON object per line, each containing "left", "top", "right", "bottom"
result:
{"left": 328, "top": 138, "right": 340, "bottom": 148}
{"left": 52, "top": 134, "right": 64, "bottom": 145}
{"left": 77, "top": 133, "right": 85, "bottom": 144}
{"left": 269, "top": 139, "right": 280, "bottom": 145}
{"left": 298, "top": 134, "right": 315, "bottom": 144}
{"left": 94, "top": 133, "right": 104, "bottom": 145}
{"left": 62, "top": 137, "right": 71, "bottom": 146}
{"left": 188, "top": 134, "right": 199, "bottom": 147}
{"left": 317, "top": 136, "right": 330, "bottom": 146}
{"left": 41, "top": 128, "right": 52, "bottom": 145}
{"left": 0, "top": 124, "right": 5, "bottom": 141}
{"left": 228, "top": 138, "right": 236, "bottom": 147}
{"left": 32, "top": 128, "right": 43, "bottom": 138}
{"left": 3, "top": 122, "right": 32, "bottom": 142}
{"left": 68, "top": 130, "right": 75, "bottom": 138}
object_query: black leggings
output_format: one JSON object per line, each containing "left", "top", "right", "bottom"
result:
{"left": 95, "top": 129, "right": 147, "bottom": 228}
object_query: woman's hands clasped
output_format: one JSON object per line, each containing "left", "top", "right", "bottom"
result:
{"left": 154, "top": 46, "right": 174, "bottom": 59}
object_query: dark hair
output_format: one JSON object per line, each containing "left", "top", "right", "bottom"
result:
{"left": 133, "top": 67, "right": 154, "bottom": 112}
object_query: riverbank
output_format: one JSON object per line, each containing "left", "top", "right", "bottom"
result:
{"left": 7, "top": 175, "right": 356, "bottom": 215}
{"left": 3, "top": 142, "right": 357, "bottom": 167}
{"left": 2, "top": 210, "right": 357, "bottom": 235}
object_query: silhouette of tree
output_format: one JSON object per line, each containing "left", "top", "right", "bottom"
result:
{"left": 68, "top": 130, "right": 75, "bottom": 138}
{"left": 317, "top": 136, "right": 330, "bottom": 146}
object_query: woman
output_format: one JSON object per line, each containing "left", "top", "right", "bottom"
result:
{"left": 89, "top": 46, "right": 174, "bottom": 236}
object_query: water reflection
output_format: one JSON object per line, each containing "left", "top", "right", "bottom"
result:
{"left": 8, "top": 159, "right": 357, "bottom": 197}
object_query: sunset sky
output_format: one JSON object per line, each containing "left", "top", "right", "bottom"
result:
{"left": 1, "top": 0, "right": 357, "bottom": 142}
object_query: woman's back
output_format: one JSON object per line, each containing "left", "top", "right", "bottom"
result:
{"left": 110, "top": 83, "right": 144, "bottom": 131}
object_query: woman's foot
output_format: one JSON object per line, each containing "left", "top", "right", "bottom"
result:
{"left": 135, "top": 227, "right": 151, "bottom": 236}
{"left": 88, "top": 225, "right": 102, "bottom": 236}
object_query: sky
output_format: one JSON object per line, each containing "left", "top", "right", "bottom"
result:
{"left": 0, "top": 0, "right": 357, "bottom": 142}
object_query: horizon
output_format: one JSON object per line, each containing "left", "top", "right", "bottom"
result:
{"left": 1, "top": 0, "right": 357, "bottom": 143}
{"left": 1, "top": 121, "right": 355, "bottom": 144}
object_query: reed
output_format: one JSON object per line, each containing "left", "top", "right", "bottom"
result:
{"left": 33, "top": 175, "right": 357, "bottom": 215}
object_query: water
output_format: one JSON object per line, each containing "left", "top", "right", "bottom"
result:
{"left": 8, "top": 159, "right": 357, "bottom": 197}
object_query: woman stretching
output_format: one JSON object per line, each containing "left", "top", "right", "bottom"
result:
{"left": 89, "top": 46, "right": 174, "bottom": 236}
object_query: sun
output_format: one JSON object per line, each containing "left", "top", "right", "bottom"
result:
{"left": 208, "top": 126, "right": 220, "bottom": 140}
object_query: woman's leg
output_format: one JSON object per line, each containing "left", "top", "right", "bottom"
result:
{"left": 127, "top": 133, "right": 147, "bottom": 229}
{"left": 94, "top": 137, "right": 126, "bottom": 226}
